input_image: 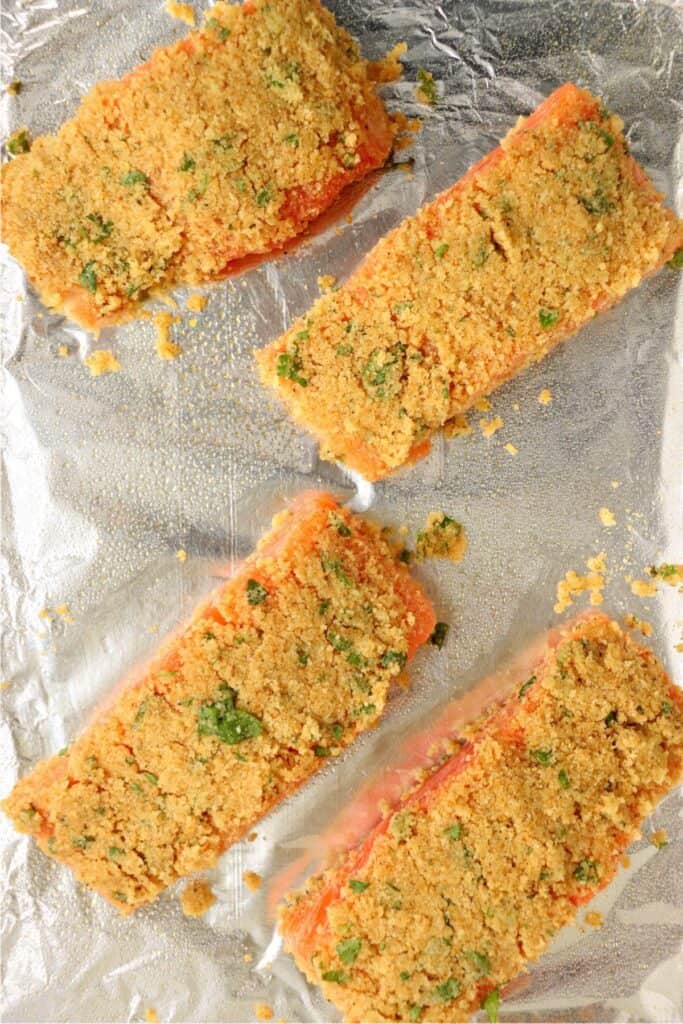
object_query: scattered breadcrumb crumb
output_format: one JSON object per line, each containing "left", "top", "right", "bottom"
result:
{"left": 244, "top": 953, "right": 254, "bottom": 963}
{"left": 55, "top": 604, "right": 69, "bottom": 616}
{"left": 7, "top": 80, "right": 22, "bottom": 96}
{"left": 254, "top": 1004, "right": 273, "bottom": 1022}
{"left": 1, "top": 681, "right": 10, "bottom": 691}
{"left": 317, "top": 275, "right": 336, "bottom": 294}
{"left": 154, "top": 312, "right": 182, "bottom": 360}
{"left": 416, "top": 512, "right": 467, "bottom": 564}
{"left": 247, "top": 831, "right": 258, "bottom": 842}
{"left": 648, "top": 563, "right": 683, "bottom": 586}
{"left": 393, "top": 135, "right": 415, "bottom": 153}
{"left": 554, "top": 552, "right": 607, "bottom": 613}
{"left": 610, "top": 480, "right": 621, "bottom": 489}
{"left": 188, "top": 317, "right": 198, "bottom": 327}
{"left": 243, "top": 870, "right": 262, "bottom": 892}
{"left": 58, "top": 345, "right": 69, "bottom": 357}
{"left": 599, "top": 507, "right": 616, "bottom": 527}
{"left": 149, "top": 624, "right": 158, "bottom": 633}
{"left": 415, "top": 67, "right": 436, "bottom": 105}
{"left": 584, "top": 911, "right": 603, "bottom": 928}
{"left": 444, "top": 414, "right": 472, "bottom": 438}
{"left": 186, "top": 293, "right": 207, "bottom": 312}
{"left": 624, "top": 614, "right": 653, "bottom": 637}
{"left": 504, "top": 442, "right": 518, "bottom": 456}
{"left": 180, "top": 879, "right": 216, "bottom": 917}
{"left": 474, "top": 397, "right": 492, "bottom": 412}
{"left": 165, "top": 0, "right": 195, "bottom": 24}
{"left": 650, "top": 829, "right": 668, "bottom": 849}
{"left": 38, "top": 609, "right": 51, "bottom": 619}
{"left": 144, "top": 1010, "right": 159, "bottom": 1024}
{"left": 175, "top": 549, "right": 188, "bottom": 563}
{"left": 620, "top": 853, "right": 631, "bottom": 869}
{"left": 538, "top": 388, "right": 553, "bottom": 405}
{"left": 630, "top": 579, "right": 658, "bottom": 598}
{"left": 367, "top": 42, "right": 407, "bottom": 84}
{"left": 84, "top": 350, "right": 120, "bottom": 376}
{"left": 480, "top": 415, "right": 503, "bottom": 438}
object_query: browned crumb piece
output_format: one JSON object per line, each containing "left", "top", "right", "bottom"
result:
{"left": 623, "top": 614, "right": 653, "bottom": 638}
{"left": 257, "top": 85, "right": 682, "bottom": 481}
{"left": 648, "top": 563, "right": 683, "bottom": 586}
{"left": 649, "top": 828, "right": 668, "bottom": 849}
{"left": 7, "top": 81, "right": 22, "bottom": 96}
{"left": 84, "top": 350, "right": 121, "bottom": 376}
{"left": 248, "top": 830, "right": 258, "bottom": 841}
{"left": 443, "top": 414, "right": 471, "bottom": 439}
{"left": 154, "top": 312, "right": 182, "bottom": 360}
{"left": 630, "top": 579, "right": 658, "bottom": 598}
{"left": 243, "top": 870, "right": 262, "bottom": 892}
{"left": 1, "top": 492, "right": 434, "bottom": 913}
{"left": 415, "top": 514, "right": 467, "bottom": 564}
{"left": 254, "top": 1004, "right": 274, "bottom": 1021}
{"left": 554, "top": 552, "right": 606, "bottom": 613}
{"left": 186, "top": 293, "right": 207, "bottom": 313}
{"left": 415, "top": 68, "right": 437, "bottom": 105}
{"left": 1, "top": 0, "right": 393, "bottom": 331}
{"left": 181, "top": 879, "right": 216, "bottom": 916}
{"left": 584, "top": 911, "right": 603, "bottom": 928}
{"left": 166, "top": 1, "right": 196, "bottom": 25}
{"left": 280, "top": 614, "right": 683, "bottom": 1023}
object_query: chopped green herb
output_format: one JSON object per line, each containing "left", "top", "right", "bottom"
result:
{"left": 130, "top": 782, "right": 143, "bottom": 795}
{"left": 85, "top": 213, "right": 113, "bottom": 242}
{"left": 434, "top": 242, "right": 449, "bottom": 260}
{"left": 296, "top": 647, "right": 310, "bottom": 667}
{"left": 321, "top": 554, "right": 354, "bottom": 587}
{"left": 336, "top": 343, "right": 353, "bottom": 356}
{"left": 518, "top": 675, "right": 536, "bottom": 699}
{"left": 538, "top": 308, "right": 559, "bottom": 329}
{"left": 197, "top": 687, "right": 262, "bottom": 745}
{"left": 318, "top": 599, "right": 331, "bottom": 616}
{"left": 7, "top": 129, "right": 30, "bottom": 155}
{"left": 47, "top": 837, "right": 57, "bottom": 853}
{"left": 349, "top": 879, "right": 369, "bottom": 893}
{"left": 205, "top": 17, "right": 230, "bottom": 40}
{"left": 78, "top": 261, "right": 97, "bottom": 294}
{"left": 409, "top": 1006, "right": 423, "bottom": 1022}
{"left": 604, "top": 709, "right": 618, "bottom": 727}
{"left": 661, "top": 701, "right": 673, "bottom": 716}
{"left": 573, "top": 858, "right": 599, "bottom": 883}
{"left": 482, "top": 988, "right": 500, "bottom": 1023}
{"left": 256, "top": 187, "right": 272, "bottom": 207}
{"left": 112, "top": 891, "right": 128, "bottom": 903}
{"left": 72, "top": 835, "right": 95, "bottom": 849}
{"left": 275, "top": 345, "right": 308, "bottom": 387}
{"left": 380, "top": 649, "right": 407, "bottom": 669}
{"left": 579, "top": 191, "right": 615, "bottom": 215}
{"left": 337, "top": 938, "right": 361, "bottom": 965}
{"left": 321, "top": 970, "right": 348, "bottom": 984}
{"left": 361, "top": 343, "right": 405, "bottom": 400}
{"left": 314, "top": 745, "right": 330, "bottom": 758}
{"left": 85, "top": 756, "right": 98, "bottom": 770}
{"left": 246, "top": 579, "right": 268, "bottom": 605}
{"left": 143, "top": 771, "right": 158, "bottom": 786}
{"left": 120, "top": 169, "right": 149, "bottom": 187}
{"left": 108, "top": 846, "right": 124, "bottom": 860}
{"left": 465, "top": 950, "right": 491, "bottom": 976}
{"left": 433, "top": 978, "right": 460, "bottom": 1002}
{"left": 667, "top": 249, "right": 683, "bottom": 270}
{"left": 58, "top": 746, "right": 69, "bottom": 756}
{"left": 400, "top": 971, "right": 411, "bottom": 982}
{"left": 179, "top": 153, "right": 196, "bottom": 172}
{"left": 329, "top": 512, "right": 352, "bottom": 537}
{"left": 430, "top": 622, "right": 449, "bottom": 649}
{"left": 331, "top": 723, "right": 343, "bottom": 740}
{"left": 283, "top": 132, "right": 299, "bottom": 146}
{"left": 399, "top": 548, "right": 413, "bottom": 565}
{"left": 417, "top": 67, "right": 437, "bottom": 104}
{"left": 531, "top": 747, "right": 554, "bottom": 765}
{"left": 355, "top": 703, "right": 376, "bottom": 716}
{"left": 444, "top": 823, "right": 462, "bottom": 840}
{"left": 558, "top": 768, "right": 570, "bottom": 789}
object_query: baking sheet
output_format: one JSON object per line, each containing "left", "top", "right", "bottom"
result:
{"left": 1, "top": 0, "right": 682, "bottom": 1021}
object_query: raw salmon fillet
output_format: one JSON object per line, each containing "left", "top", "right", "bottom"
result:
{"left": 0, "top": 0, "right": 394, "bottom": 329}
{"left": 257, "top": 83, "right": 683, "bottom": 480}
{"left": 280, "top": 613, "right": 683, "bottom": 1022}
{"left": 1, "top": 492, "right": 434, "bottom": 913}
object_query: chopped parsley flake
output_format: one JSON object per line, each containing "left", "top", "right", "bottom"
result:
{"left": 661, "top": 701, "right": 672, "bottom": 716}
{"left": 144, "top": 771, "right": 158, "bottom": 785}
{"left": 120, "top": 169, "right": 149, "bottom": 187}
{"left": 444, "top": 823, "right": 462, "bottom": 840}
{"left": 85, "top": 213, "right": 113, "bottom": 241}
{"left": 573, "top": 858, "right": 599, "bottom": 883}
{"left": 433, "top": 978, "right": 460, "bottom": 1002}
{"left": 434, "top": 242, "right": 449, "bottom": 260}
{"left": 321, "top": 554, "right": 354, "bottom": 587}
{"left": 337, "top": 938, "right": 361, "bottom": 964}
{"left": 409, "top": 1006, "right": 423, "bottom": 1022}
{"left": 321, "top": 970, "right": 348, "bottom": 984}
{"left": 518, "top": 675, "right": 536, "bottom": 699}
{"left": 380, "top": 649, "right": 407, "bottom": 669}
{"left": 7, "top": 129, "right": 30, "bottom": 155}
{"left": 349, "top": 879, "right": 368, "bottom": 893}
{"left": 538, "top": 308, "right": 560, "bottom": 329}
{"left": 314, "top": 745, "right": 330, "bottom": 757}
{"left": 417, "top": 67, "right": 437, "bottom": 104}
{"left": 205, "top": 17, "right": 230, "bottom": 40}
{"left": 256, "top": 187, "right": 272, "bottom": 207}
{"left": 667, "top": 249, "right": 683, "bottom": 270}
{"left": 197, "top": 687, "right": 262, "bottom": 745}
{"left": 329, "top": 512, "right": 352, "bottom": 537}
{"left": 482, "top": 988, "right": 500, "bottom": 1023}
{"left": 465, "top": 950, "right": 491, "bottom": 976}
{"left": 531, "top": 747, "right": 554, "bottom": 765}
{"left": 108, "top": 846, "right": 124, "bottom": 860}
{"left": 246, "top": 579, "right": 268, "bottom": 605}
{"left": 179, "top": 153, "right": 196, "bottom": 172}
{"left": 276, "top": 344, "right": 308, "bottom": 387}
{"left": 558, "top": 768, "right": 570, "bottom": 789}
{"left": 78, "top": 261, "right": 97, "bottom": 294}
{"left": 604, "top": 709, "right": 618, "bottom": 727}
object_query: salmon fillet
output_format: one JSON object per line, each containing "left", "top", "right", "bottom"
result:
{"left": 257, "top": 83, "right": 683, "bottom": 480}
{"left": 0, "top": 0, "right": 394, "bottom": 330}
{"left": 1, "top": 492, "right": 434, "bottom": 913}
{"left": 279, "top": 613, "right": 683, "bottom": 1022}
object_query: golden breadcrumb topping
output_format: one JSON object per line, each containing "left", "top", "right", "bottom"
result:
{"left": 2, "top": 495, "right": 432, "bottom": 913}
{"left": 280, "top": 615, "right": 683, "bottom": 1022}
{"left": 415, "top": 513, "right": 467, "bottom": 564}
{"left": 84, "top": 350, "right": 121, "bottom": 376}
{"left": 180, "top": 878, "right": 216, "bottom": 916}
{"left": 1, "top": 0, "right": 393, "bottom": 329}
{"left": 257, "top": 84, "right": 683, "bottom": 480}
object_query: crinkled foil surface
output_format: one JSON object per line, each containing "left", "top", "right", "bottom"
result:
{"left": 1, "top": 0, "right": 682, "bottom": 1021}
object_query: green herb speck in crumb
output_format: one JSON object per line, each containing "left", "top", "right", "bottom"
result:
{"left": 434, "top": 978, "right": 460, "bottom": 1002}
{"left": 78, "top": 262, "right": 97, "bottom": 294}
{"left": 276, "top": 344, "right": 308, "bottom": 387}
{"left": 482, "top": 988, "right": 500, "bottom": 1023}
{"left": 667, "top": 249, "right": 683, "bottom": 270}
{"left": 329, "top": 512, "right": 352, "bottom": 537}
{"left": 416, "top": 67, "right": 437, "bottom": 104}
{"left": 205, "top": 17, "right": 230, "bottom": 40}
{"left": 7, "top": 128, "right": 30, "bottom": 155}
{"left": 409, "top": 1006, "right": 423, "bottom": 1022}
{"left": 179, "top": 153, "right": 196, "bottom": 172}
{"left": 465, "top": 950, "right": 491, "bottom": 975}
{"left": 531, "top": 747, "right": 553, "bottom": 765}
{"left": 661, "top": 701, "right": 672, "bottom": 716}
{"left": 573, "top": 858, "right": 599, "bottom": 883}
{"left": 558, "top": 768, "right": 570, "bottom": 789}
{"left": 314, "top": 745, "right": 330, "bottom": 758}
{"left": 444, "top": 823, "right": 462, "bottom": 840}
{"left": 539, "top": 308, "right": 560, "bottom": 329}
{"left": 108, "top": 846, "right": 124, "bottom": 860}
{"left": 434, "top": 242, "right": 449, "bottom": 260}
{"left": 144, "top": 771, "right": 158, "bottom": 785}
{"left": 246, "top": 579, "right": 268, "bottom": 605}
{"left": 518, "top": 675, "right": 536, "bottom": 699}
{"left": 349, "top": 879, "right": 369, "bottom": 893}
{"left": 120, "top": 169, "right": 149, "bottom": 187}
{"left": 337, "top": 937, "right": 361, "bottom": 964}
{"left": 321, "top": 970, "right": 348, "bottom": 984}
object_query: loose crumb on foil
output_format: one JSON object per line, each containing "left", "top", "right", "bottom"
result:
{"left": 480, "top": 415, "right": 503, "bottom": 438}
{"left": 58, "top": 345, "right": 69, "bottom": 357}
{"left": 649, "top": 829, "right": 668, "bottom": 849}
{"left": 630, "top": 578, "right": 658, "bottom": 597}
{"left": 474, "top": 397, "right": 492, "bottom": 412}
{"left": 186, "top": 293, "right": 207, "bottom": 312}
{"left": 416, "top": 513, "right": 467, "bottom": 564}
{"left": 599, "top": 507, "right": 616, "bottom": 527}
{"left": 504, "top": 442, "right": 518, "bottom": 456}
{"left": 317, "top": 275, "right": 336, "bottom": 293}
{"left": 538, "top": 388, "right": 553, "bottom": 405}
{"left": 254, "top": 1004, "right": 274, "bottom": 1021}
{"left": 243, "top": 870, "right": 263, "bottom": 892}
{"left": 84, "top": 350, "right": 121, "bottom": 376}
{"left": 180, "top": 879, "right": 216, "bottom": 917}
{"left": 554, "top": 552, "right": 607, "bottom": 613}
{"left": 584, "top": 911, "right": 603, "bottom": 928}
{"left": 367, "top": 42, "right": 407, "bottom": 84}
{"left": 154, "top": 312, "right": 182, "bottom": 360}
{"left": 444, "top": 414, "right": 472, "bottom": 438}
{"left": 165, "top": 1, "right": 196, "bottom": 25}
{"left": 175, "top": 549, "right": 188, "bottom": 563}
{"left": 415, "top": 67, "right": 437, "bottom": 105}
{"left": 624, "top": 614, "right": 653, "bottom": 637}
{"left": 648, "top": 563, "right": 683, "bottom": 586}
{"left": 144, "top": 1010, "right": 159, "bottom": 1024}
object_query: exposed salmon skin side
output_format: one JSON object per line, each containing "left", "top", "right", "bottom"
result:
{"left": 0, "top": 0, "right": 394, "bottom": 330}
{"left": 257, "top": 82, "right": 683, "bottom": 481}
{"left": 279, "top": 613, "right": 683, "bottom": 1022}
{"left": 1, "top": 491, "right": 434, "bottom": 913}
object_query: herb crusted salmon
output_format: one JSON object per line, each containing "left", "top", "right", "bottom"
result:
{"left": 0, "top": 0, "right": 394, "bottom": 330}
{"left": 1, "top": 492, "right": 435, "bottom": 913}
{"left": 279, "top": 614, "right": 683, "bottom": 1022}
{"left": 257, "top": 83, "right": 683, "bottom": 480}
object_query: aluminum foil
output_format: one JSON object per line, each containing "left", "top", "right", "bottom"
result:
{"left": 1, "top": 0, "right": 682, "bottom": 1021}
